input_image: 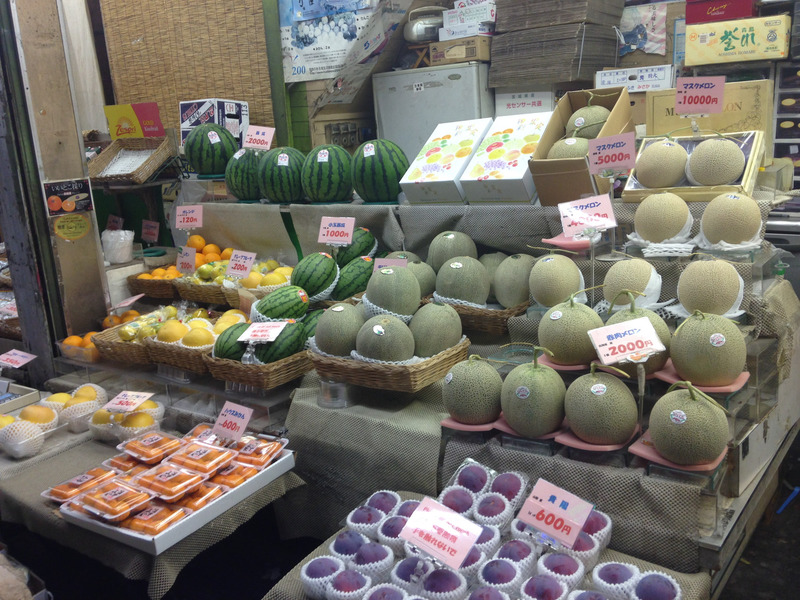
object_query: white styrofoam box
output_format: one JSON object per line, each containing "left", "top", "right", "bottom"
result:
{"left": 443, "top": 1, "right": 496, "bottom": 28}
{"left": 179, "top": 99, "right": 249, "bottom": 146}
{"left": 439, "top": 22, "right": 495, "bottom": 41}
{"left": 400, "top": 118, "right": 494, "bottom": 204}
{"left": 460, "top": 112, "right": 552, "bottom": 203}
{"left": 595, "top": 65, "right": 675, "bottom": 94}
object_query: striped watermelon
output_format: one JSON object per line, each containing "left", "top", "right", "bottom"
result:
{"left": 335, "top": 227, "right": 376, "bottom": 267}
{"left": 213, "top": 322, "right": 250, "bottom": 361}
{"left": 254, "top": 286, "right": 309, "bottom": 320}
{"left": 302, "top": 309, "right": 324, "bottom": 340}
{"left": 351, "top": 139, "right": 409, "bottom": 203}
{"left": 258, "top": 147, "right": 306, "bottom": 204}
{"left": 301, "top": 144, "right": 353, "bottom": 203}
{"left": 291, "top": 252, "right": 338, "bottom": 297}
{"left": 225, "top": 148, "right": 262, "bottom": 202}
{"left": 331, "top": 256, "right": 374, "bottom": 301}
{"left": 255, "top": 320, "right": 306, "bottom": 363}
{"left": 184, "top": 123, "right": 238, "bottom": 175}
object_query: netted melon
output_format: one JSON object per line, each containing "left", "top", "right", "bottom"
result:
{"left": 409, "top": 302, "right": 462, "bottom": 357}
{"left": 700, "top": 192, "right": 761, "bottom": 245}
{"left": 493, "top": 254, "right": 537, "bottom": 308}
{"left": 479, "top": 251, "right": 509, "bottom": 303}
{"left": 407, "top": 260, "right": 437, "bottom": 297}
{"left": 427, "top": 231, "right": 477, "bottom": 273}
{"left": 566, "top": 105, "right": 611, "bottom": 139}
{"left": 435, "top": 256, "right": 490, "bottom": 305}
{"left": 443, "top": 355, "right": 503, "bottom": 425}
{"left": 528, "top": 254, "right": 582, "bottom": 307}
{"left": 356, "top": 315, "right": 415, "bottom": 362}
{"left": 634, "top": 140, "right": 688, "bottom": 188}
{"left": 365, "top": 266, "right": 421, "bottom": 316}
{"left": 686, "top": 137, "right": 746, "bottom": 185}
{"left": 671, "top": 311, "right": 746, "bottom": 386}
{"left": 386, "top": 250, "right": 421, "bottom": 262}
{"left": 603, "top": 258, "right": 656, "bottom": 305}
{"left": 605, "top": 291, "right": 670, "bottom": 376}
{"left": 538, "top": 292, "right": 603, "bottom": 365}
{"left": 547, "top": 137, "right": 589, "bottom": 159}
{"left": 678, "top": 260, "right": 742, "bottom": 315}
{"left": 634, "top": 192, "right": 690, "bottom": 243}
{"left": 314, "top": 303, "right": 365, "bottom": 356}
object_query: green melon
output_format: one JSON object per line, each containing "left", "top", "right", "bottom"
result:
{"left": 365, "top": 266, "right": 421, "bottom": 316}
{"left": 605, "top": 291, "right": 670, "bottom": 377}
{"left": 564, "top": 366, "right": 638, "bottom": 445}
{"left": 547, "top": 137, "right": 588, "bottom": 159}
{"left": 254, "top": 320, "right": 306, "bottom": 363}
{"left": 435, "top": 256, "right": 490, "bottom": 305}
{"left": 687, "top": 137, "right": 745, "bottom": 186}
{"left": 301, "top": 144, "right": 353, "bottom": 203}
{"left": 336, "top": 228, "right": 376, "bottom": 267}
{"left": 331, "top": 256, "right": 374, "bottom": 301}
{"left": 537, "top": 294, "right": 603, "bottom": 365}
{"left": 291, "top": 252, "right": 338, "bottom": 297}
{"left": 634, "top": 192, "right": 690, "bottom": 243}
{"left": 213, "top": 322, "right": 251, "bottom": 361}
{"left": 254, "top": 286, "right": 310, "bottom": 320}
{"left": 634, "top": 140, "right": 688, "bottom": 189}
{"left": 671, "top": 311, "right": 746, "bottom": 386}
{"left": 351, "top": 139, "right": 409, "bottom": 203}
{"left": 409, "top": 302, "right": 462, "bottom": 357}
{"left": 501, "top": 348, "right": 566, "bottom": 438}
{"left": 700, "top": 193, "right": 761, "bottom": 245}
{"left": 184, "top": 123, "right": 238, "bottom": 175}
{"left": 603, "top": 258, "right": 655, "bottom": 306}
{"left": 258, "top": 146, "right": 306, "bottom": 204}
{"left": 479, "top": 252, "right": 508, "bottom": 304}
{"left": 356, "top": 315, "right": 415, "bottom": 362}
{"left": 528, "top": 254, "right": 582, "bottom": 307}
{"left": 225, "top": 148, "right": 262, "bottom": 202}
{"left": 442, "top": 355, "right": 503, "bottom": 425}
{"left": 386, "top": 250, "right": 421, "bottom": 262}
{"left": 678, "top": 260, "right": 741, "bottom": 315}
{"left": 406, "top": 260, "right": 437, "bottom": 297}
{"left": 566, "top": 105, "right": 611, "bottom": 139}
{"left": 427, "top": 231, "right": 478, "bottom": 273}
{"left": 493, "top": 254, "right": 536, "bottom": 308}
{"left": 313, "top": 303, "right": 365, "bottom": 356}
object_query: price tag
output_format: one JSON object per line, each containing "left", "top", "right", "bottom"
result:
{"left": 588, "top": 316, "right": 666, "bottom": 366}
{"left": 588, "top": 132, "right": 636, "bottom": 175}
{"left": 559, "top": 195, "right": 617, "bottom": 238}
{"left": 675, "top": 76, "right": 725, "bottom": 115}
{"left": 112, "top": 293, "right": 145, "bottom": 310}
{"left": 277, "top": 153, "right": 290, "bottom": 166}
{"left": 175, "top": 205, "right": 203, "bottom": 229}
{"left": 373, "top": 258, "right": 407, "bottom": 271}
{"left": 0, "top": 349, "right": 37, "bottom": 369}
{"left": 141, "top": 219, "right": 160, "bottom": 243}
{"left": 103, "top": 390, "right": 154, "bottom": 413}
{"left": 225, "top": 250, "right": 257, "bottom": 279}
{"left": 237, "top": 321, "right": 289, "bottom": 343}
{"left": 317, "top": 149, "right": 329, "bottom": 163}
{"left": 0, "top": 302, "right": 18, "bottom": 317}
{"left": 211, "top": 401, "right": 254, "bottom": 442}
{"left": 363, "top": 142, "right": 376, "bottom": 157}
{"left": 398, "top": 497, "right": 482, "bottom": 570}
{"left": 177, "top": 246, "right": 197, "bottom": 275}
{"left": 518, "top": 479, "right": 594, "bottom": 549}
{"left": 106, "top": 214, "right": 124, "bottom": 231}
{"left": 317, "top": 216, "right": 355, "bottom": 246}
{"left": 243, "top": 125, "right": 275, "bottom": 150}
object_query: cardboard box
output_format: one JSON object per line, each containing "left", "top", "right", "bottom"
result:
{"left": 0, "top": 380, "right": 40, "bottom": 412}
{"left": 400, "top": 118, "right": 494, "bottom": 204}
{"left": 685, "top": 0, "right": 757, "bottom": 25}
{"left": 460, "top": 112, "right": 552, "bottom": 203}
{"left": 439, "top": 21, "right": 495, "bottom": 41}
{"left": 596, "top": 65, "right": 675, "bottom": 94}
{"left": 619, "top": 1, "right": 687, "bottom": 68}
{"left": 443, "top": 2, "right": 496, "bottom": 28}
{"left": 430, "top": 36, "right": 491, "bottom": 65}
{"left": 645, "top": 79, "right": 775, "bottom": 164}
{"left": 628, "top": 91, "right": 647, "bottom": 126}
{"left": 685, "top": 15, "right": 791, "bottom": 66}
{"left": 179, "top": 99, "right": 249, "bottom": 146}
{"left": 529, "top": 87, "right": 634, "bottom": 207}
{"left": 495, "top": 82, "right": 591, "bottom": 116}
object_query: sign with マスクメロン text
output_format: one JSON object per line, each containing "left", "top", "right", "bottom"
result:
{"left": 588, "top": 316, "right": 666, "bottom": 366}
{"left": 103, "top": 391, "right": 154, "bottom": 413}
{"left": 175, "top": 205, "right": 203, "bottom": 229}
{"left": 318, "top": 216, "right": 355, "bottom": 246}
{"left": 225, "top": 250, "right": 257, "bottom": 279}
{"left": 559, "top": 195, "right": 617, "bottom": 238}
{"left": 211, "top": 401, "right": 254, "bottom": 442}
{"left": 518, "top": 479, "right": 594, "bottom": 549}
{"left": 0, "top": 349, "right": 37, "bottom": 369}
{"left": 675, "top": 76, "right": 725, "bottom": 115}
{"left": 588, "top": 132, "right": 636, "bottom": 175}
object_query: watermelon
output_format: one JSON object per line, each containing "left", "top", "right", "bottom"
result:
{"left": 254, "top": 320, "right": 306, "bottom": 363}
{"left": 213, "top": 322, "right": 250, "bottom": 361}
{"left": 254, "top": 286, "right": 309, "bottom": 320}
{"left": 351, "top": 139, "right": 409, "bottom": 203}
{"left": 290, "top": 252, "right": 338, "bottom": 297}
{"left": 335, "top": 227, "right": 376, "bottom": 267}
{"left": 331, "top": 256, "right": 374, "bottom": 301}
{"left": 184, "top": 123, "right": 238, "bottom": 175}
{"left": 258, "top": 147, "right": 306, "bottom": 204}
{"left": 301, "top": 144, "right": 353, "bottom": 203}
{"left": 225, "top": 148, "right": 262, "bottom": 202}
{"left": 302, "top": 309, "right": 324, "bottom": 340}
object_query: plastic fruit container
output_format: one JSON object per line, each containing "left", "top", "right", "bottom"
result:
{"left": 41, "top": 467, "right": 116, "bottom": 503}
{"left": 118, "top": 431, "right": 183, "bottom": 465}
{"left": 119, "top": 501, "right": 190, "bottom": 536}
{"left": 210, "top": 462, "right": 259, "bottom": 488}
{"left": 182, "top": 423, "right": 230, "bottom": 447}
{"left": 227, "top": 435, "right": 287, "bottom": 469}
{"left": 174, "top": 481, "right": 226, "bottom": 511}
{"left": 74, "top": 479, "right": 152, "bottom": 522}
{"left": 103, "top": 453, "right": 145, "bottom": 473}
{"left": 132, "top": 464, "right": 207, "bottom": 502}
{"left": 165, "top": 441, "right": 237, "bottom": 475}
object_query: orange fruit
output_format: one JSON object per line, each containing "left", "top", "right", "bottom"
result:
{"left": 82, "top": 331, "right": 98, "bottom": 345}
{"left": 187, "top": 235, "right": 206, "bottom": 250}
{"left": 121, "top": 310, "right": 140, "bottom": 319}
{"left": 163, "top": 272, "right": 179, "bottom": 280}
{"left": 220, "top": 248, "right": 234, "bottom": 260}
{"left": 47, "top": 196, "right": 62, "bottom": 212}
{"left": 137, "top": 273, "right": 153, "bottom": 280}
{"left": 102, "top": 315, "right": 122, "bottom": 329}
{"left": 82, "top": 342, "right": 100, "bottom": 361}
{"left": 122, "top": 314, "right": 138, "bottom": 322}
{"left": 202, "top": 244, "right": 221, "bottom": 256}
{"left": 63, "top": 335, "right": 84, "bottom": 347}
{"left": 195, "top": 253, "right": 207, "bottom": 268}
{"left": 62, "top": 199, "right": 76, "bottom": 212}
{"left": 204, "top": 252, "right": 221, "bottom": 263}
{"left": 151, "top": 268, "right": 167, "bottom": 277}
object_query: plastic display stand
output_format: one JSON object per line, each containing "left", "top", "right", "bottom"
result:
{"left": 628, "top": 430, "right": 729, "bottom": 473}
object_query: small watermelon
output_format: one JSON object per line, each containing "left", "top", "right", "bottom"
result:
{"left": 291, "top": 252, "right": 338, "bottom": 297}
{"left": 254, "top": 320, "right": 307, "bottom": 363}
{"left": 184, "top": 123, "right": 238, "bottom": 175}
{"left": 331, "top": 256, "right": 374, "bottom": 301}
{"left": 225, "top": 148, "right": 262, "bottom": 202}
{"left": 335, "top": 227, "right": 376, "bottom": 267}
{"left": 301, "top": 144, "right": 353, "bottom": 203}
{"left": 258, "top": 147, "right": 306, "bottom": 204}
{"left": 302, "top": 309, "right": 324, "bottom": 340}
{"left": 213, "top": 322, "right": 250, "bottom": 361}
{"left": 351, "top": 139, "right": 409, "bottom": 203}
{"left": 254, "top": 286, "right": 309, "bottom": 320}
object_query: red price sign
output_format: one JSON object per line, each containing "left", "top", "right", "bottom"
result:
{"left": 112, "top": 293, "right": 145, "bottom": 310}
{"left": 103, "top": 390, "right": 154, "bottom": 413}
{"left": 317, "top": 216, "right": 355, "bottom": 246}
{"left": 242, "top": 125, "right": 275, "bottom": 150}
{"left": 106, "top": 214, "right": 124, "bottom": 231}
{"left": 588, "top": 316, "right": 666, "bottom": 366}
{"left": 0, "top": 302, "right": 17, "bottom": 317}
{"left": 373, "top": 258, "right": 407, "bottom": 271}
{"left": 675, "top": 76, "right": 725, "bottom": 115}
{"left": 559, "top": 195, "right": 617, "bottom": 238}
{"left": 141, "top": 219, "right": 160, "bottom": 243}
{"left": 518, "top": 479, "right": 594, "bottom": 549}
{"left": 177, "top": 246, "right": 197, "bottom": 275}
{"left": 211, "top": 401, "right": 253, "bottom": 442}
{"left": 237, "top": 321, "right": 288, "bottom": 343}
{"left": 588, "top": 132, "right": 636, "bottom": 175}
{"left": 175, "top": 205, "right": 203, "bottom": 229}
{"left": 225, "top": 250, "right": 257, "bottom": 279}
{"left": 0, "top": 349, "right": 37, "bottom": 369}
{"left": 398, "top": 497, "right": 482, "bottom": 570}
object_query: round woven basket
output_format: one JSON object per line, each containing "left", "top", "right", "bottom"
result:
{"left": 421, "top": 295, "right": 529, "bottom": 336}
{"left": 126, "top": 274, "right": 178, "bottom": 299}
{"left": 203, "top": 350, "right": 313, "bottom": 389}
{"left": 93, "top": 324, "right": 151, "bottom": 365}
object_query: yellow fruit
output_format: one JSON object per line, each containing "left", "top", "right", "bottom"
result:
{"left": 221, "top": 248, "right": 234, "bottom": 260}
{"left": 273, "top": 266, "right": 293, "bottom": 278}
{"left": 137, "top": 273, "right": 153, "bottom": 280}
{"left": 118, "top": 325, "right": 138, "bottom": 342}
{"left": 157, "top": 319, "right": 189, "bottom": 343}
{"left": 19, "top": 405, "right": 56, "bottom": 424}
{"left": 240, "top": 272, "right": 263, "bottom": 289}
{"left": 264, "top": 259, "right": 280, "bottom": 271}
{"left": 187, "top": 235, "right": 206, "bottom": 251}
{"left": 139, "top": 399, "right": 158, "bottom": 410}
{"left": 222, "top": 309, "right": 247, "bottom": 319}
{"left": 181, "top": 328, "right": 215, "bottom": 347}
{"left": 73, "top": 386, "right": 98, "bottom": 401}
{"left": 162, "top": 306, "right": 178, "bottom": 319}
{"left": 120, "top": 412, "right": 155, "bottom": 429}
{"left": 0, "top": 414, "right": 15, "bottom": 429}
{"left": 44, "top": 392, "right": 72, "bottom": 405}
{"left": 91, "top": 409, "right": 124, "bottom": 425}
{"left": 135, "top": 325, "right": 156, "bottom": 341}
{"left": 64, "top": 395, "right": 95, "bottom": 409}
{"left": 187, "top": 318, "right": 212, "bottom": 329}
{"left": 151, "top": 268, "right": 167, "bottom": 277}
{"left": 260, "top": 272, "right": 287, "bottom": 286}
{"left": 196, "top": 264, "right": 215, "bottom": 280}
{"left": 213, "top": 320, "right": 236, "bottom": 335}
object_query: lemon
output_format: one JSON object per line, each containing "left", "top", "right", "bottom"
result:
{"left": 162, "top": 306, "right": 178, "bottom": 319}
{"left": 139, "top": 399, "right": 158, "bottom": 409}
{"left": 213, "top": 320, "right": 236, "bottom": 335}
{"left": 261, "top": 272, "right": 288, "bottom": 286}
{"left": 73, "top": 386, "right": 98, "bottom": 400}
{"left": 223, "top": 309, "right": 247, "bottom": 319}
{"left": 0, "top": 414, "right": 15, "bottom": 429}
{"left": 196, "top": 264, "right": 215, "bottom": 280}
{"left": 120, "top": 412, "right": 155, "bottom": 429}
{"left": 45, "top": 392, "right": 72, "bottom": 405}
{"left": 187, "top": 318, "right": 212, "bottom": 329}
{"left": 264, "top": 259, "right": 280, "bottom": 271}
{"left": 240, "top": 272, "right": 263, "bottom": 289}
{"left": 181, "top": 328, "right": 215, "bottom": 347}
{"left": 273, "top": 266, "right": 293, "bottom": 278}
{"left": 157, "top": 319, "right": 189, "bottom": 343}
{"left": 118, "top": 325, "right": 137, "bottom": 342}
{"left": 136, "top": 325, "right": 156, "bottom": 341}
{"left": 188, "top": 308, "right": 210, "bottom": 319}
{"left": 91, "top": 409, "right": 123, "bottom": 425}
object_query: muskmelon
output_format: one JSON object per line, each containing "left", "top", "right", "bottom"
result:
{"left": 547, "top": 137, "right": 589, "bottom": 159}
{"left": 678, "top": 260, "right": 742, "bottom": 315}
{"left": 700, "top": 193, "right": 761, "bottom": 245}
{"left": 648, "top": 383, "right": 729, "bottom": 465}
{"left": 634, "top": 140, "right": 688, "bottom": 188}
{"left": 671, "top": 311, "right": 746, "bottom": 386}
{"left": 435, "top": 256, "right": 491, "bottom": 305}
{"left": 314, "top": 303, "right": 365, "bottom": 356}
{"left": 634, "top": 192, "right": 690, "bottom": 243}
{"left": 493, "top": 254, "right": 537, "bottom": 308}
{"left": 409, "top": 302, "right": 462, "bottom": 357}
{"left": 686, "top": 137, "right": 746, "bottom": 186}
{"left": 427, "top": 231, "right": 478, "bottom": 273}
{"left": 386, "top": 250, "right": 421, "bottom": 262}
{"left": 565, "top": 365, "right": 638, "bottom": 445}
{"left": 365, "top": 266, "right": 421, "bottom": 316}
{"left": 603, "top": 258, "right": 655, "bottom": 306}
{"left": 538, "top": 293, "right": 604, "bottom": 365}
{"left": 566, "top": 105, "right": 610, "bottom": 139}
{"left": 528, "top": 254, "right": 582, "bottom": 307}
{"left": 443, "top": 355, "right": 503, "bottom": 425}
{"left": 501, "top": 347, "right": 566, "bottom": 438}
{"left": 406, "top": 260, "right": 437, "bottom": 297}
{"left": 479, "top": 251, "right": 508, "bottom": 303}
{"left": 355, "top": 315, "right": 415, "bottom": 362}
{"left": 605, "top": 290, "right": 670, "bottom": 376}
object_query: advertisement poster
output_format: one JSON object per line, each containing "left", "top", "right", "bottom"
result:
{"left": 43, "top": 179, "right": 93, "bottom": 217}
{"left": 103, "top": 102, "right": 165, "bottom": 139}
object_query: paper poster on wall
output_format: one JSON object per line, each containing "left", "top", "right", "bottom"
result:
{"left": 103, "top": 102, "right": 165, "bottom": 139}
{"left": 43, "top": 179, "right": 93, "bottom": 216}
{"left": 291, "top": 0, "right": 371, "bottom": 22}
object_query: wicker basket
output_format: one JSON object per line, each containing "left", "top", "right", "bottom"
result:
{"left": 173, "top": 278, "right": 230, "bottom": 306}
{"left": 203, "top": 351, "right": 313, "bottom": 389}
{"left": 0, "top": 317, "right": 21, "bottom": 341}
{"left": 308, "top": 337, "right": 470, "bottom": 393}
{"left": 0, "top": 268, "right": 12, "bottom": 288}
{"left": 88, "top": 136, "right": 177, "bottom": 184}
{"left": 422, "top": 296, "right": 529, "bottom": 336}
{"left": 93, "top": 324, "right": 152, "bottom": 365}
{"left": 127, "top": 274, "right": 178, "bottom": 299}
{"left": 143, "top": 337, "right": 211, "bottom": 373}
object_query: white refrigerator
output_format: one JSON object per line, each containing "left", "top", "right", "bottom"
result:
{"left": 372, "top": 62, "right": 495, "bottom": 161}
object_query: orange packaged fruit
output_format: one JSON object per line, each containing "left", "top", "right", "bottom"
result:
{"left": 133, "top": 464, "right": 206, "bottom": 502}
{"left": 79, "top": 479, "right": 151, "bottom": 522}
{"left": 120, "top": 431, "right": 183, "bottom": 465}
{"left": 175, "top": 482, "right": 224, "bottom": 511}
{"left": 82, "top": 331, "right": 98, "bottom": 345}
{"left": 181, "top": 423, "right": 227, "bottom": 447}
{"left": 166, "top": 442, "right": 236, "bottom": 475}
{"left": 63, "top": 335, "right": 84, "bottom": 347}
{"left": 105, "top": 453, "right": 144, "bottom": 473}
{"left": 120, "top": 502, "right": 188, "bottom": 535}
{"left": 229, "top": 436, "right": 286, "bottom": 469}
{"left": 210, "top": 463, "right": 259, "bottom": 488}
{"left": 45, "top": 467, "right": 116, "bottom": 503}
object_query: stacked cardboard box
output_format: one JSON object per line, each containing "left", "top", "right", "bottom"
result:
{"left": 495, "top": 0, "right": 626, "bottom": 33}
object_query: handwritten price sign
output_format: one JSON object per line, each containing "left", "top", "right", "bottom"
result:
{"left": 559, "top": 195, "right": 617, "bottom": 238}
{"left": 106, "top": 214, "right": 124, "bottom": 231}
{"left": 0, "top": 349, "right": 37, "bottom": 369}
{"left": 237, "top": 321, "right": 288, "bottom": 343}
{"left": 588, "top": 316, "right": 666, "bottom": 366}
{"left": 675, "top": 76, "right": 725, "bottom": 115}
{"left": 518, "top": 479, "right": 593, "bottom": 549}
{"left": 588, "top": 132, "right": 636, "bottom": 175}
{"left": 141, "top": 220, "right": 160, "bottom": 243}
{"left": 317, "top": 216, "right": 355, "bottom": 246}
{"left": 243, "top": 125, "right": 275, "bottom": 150}
{"left": 225, "top": 250, "right": 257, "bottom": 279}
{"left": 399, "top": 497, "right": 482, "bottom": 569}
{"left": 112, "top": 293, "right": 145, "bottom": 310}
{"left": 212, "top": 401, "right": 253, "bottom": 442}
{"left": 175, "top": 205, "right": 203, "bottom": 229}
{"left": 177, "top": 246, "right": 197, "bottom": 275}
{"left": 373, "top": 258, "right": 407, "bottom": 271}
{"left": 0, "top": 302, "right": 18, "bottom": 317}
{"left": 103, "top": 391, "right": 154, "bottom": 413}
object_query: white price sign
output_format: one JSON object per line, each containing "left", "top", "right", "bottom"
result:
{"left": 112, "top": 294, "right": 145, "bottom": 310}
{"left": 177, "top": 247, "right": 197, "bottom": 275}
{"left": 225, "top": 250, "right": 257, "bottom": 279}
{"left": 175, "top": 205, "right": 203, "bottom": 229}
{"left": 0, "top": 349, "right": 37, "bottom": 369}
{"left": 211, "top": 401, "right": 253, "bottom": 442}
{"left": 103, "top": 391, "right": 154, "bottom": 413}
{"left": 141, "top": 220, "right": 160, "bottom": 243}
{"left": 559, "top": 195, "right": 617, "bottom": 238}
{"left": 242, "top": 125, "right": 275, "bottom": 150}
{"left": 317, "top": 216, "right": 355, "bottom": 246}
{"left": 236, "top": 321, "right": 289, "bottom": 343}
{"left": 588, "top": 132, "right": 636, "bottom": 175}
{"left": 0, "top": 302, "right": 18, "bottom": 317}
{"left": 588, "top": 316, "right": 666, "bottom": 366}
{"left": 518, "top": 479, "right": 594, "bottom": 549}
